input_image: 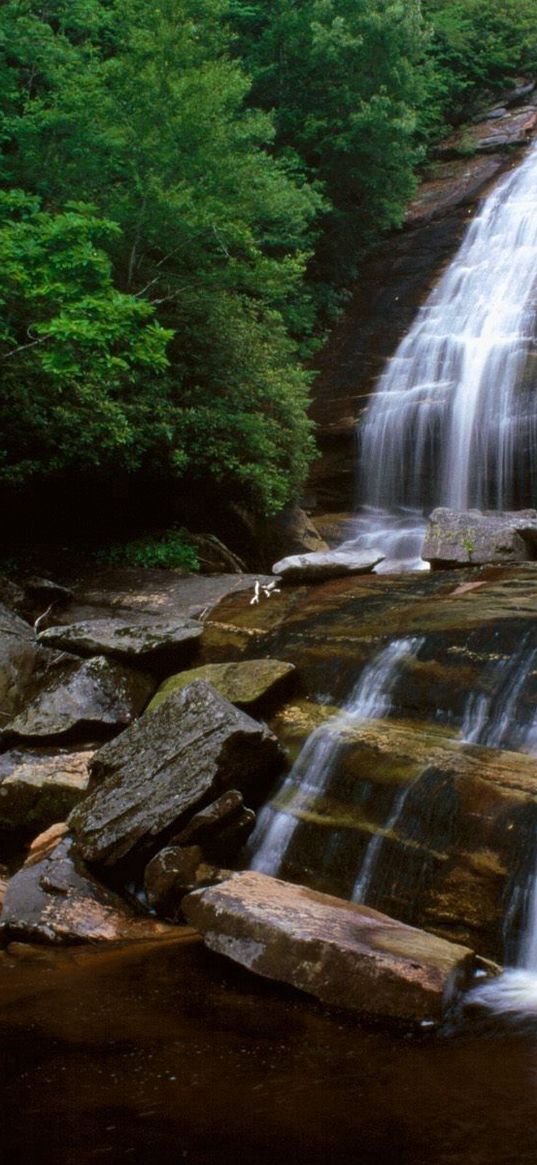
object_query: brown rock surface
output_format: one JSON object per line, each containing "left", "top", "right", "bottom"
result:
{"left": 0, "top": 837, "right": 179, "bottom": 945}
{"left": 183, "top": 871, "right": 489, "bottom": 1023}
{"left": 144, "top": 845, "right": 224, "bottom": 920}
{"left": 0, "top": 748, "right": 93, "bottom": 839}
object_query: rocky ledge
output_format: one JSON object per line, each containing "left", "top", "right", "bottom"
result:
{"left": 183, "top": 870, "right": 495, "bottom": 1024}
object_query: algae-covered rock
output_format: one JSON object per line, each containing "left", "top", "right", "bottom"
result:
{"left": 38, "top": 617, "right": 203, "bottom": 671}
{"left": 423, "top": 508, "right": 537, "bottom": 568}
{"left": 147, "top": 659, "right": 296, "bottom": 715}
{"left": 1, "top": 656, "right": 154, "bottom": 744}
{"left": 183, "top": 870, "right": 490, "bottom": 1024}
{"left": 69, "top": 680, "right": 286, "bottom": 868}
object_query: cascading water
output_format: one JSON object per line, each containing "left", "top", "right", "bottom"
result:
{"left": 460, "top": 638, "right": 537, "bottom": 1015}
{"left": 346, "top": 141, "right": 537, "bottom": 570}
{"left": 248, "top": 638, "right": 423, "bottom": 877}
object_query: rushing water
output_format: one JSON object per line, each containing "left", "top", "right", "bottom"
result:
{"left": 347, "top": 141, "right": 537, "bottom": 567}
{"left": 249, "top": 638, "right": 422, "bottom": 877}
{"left": 459, "top": 638, "right": 537, "bottom": 1015}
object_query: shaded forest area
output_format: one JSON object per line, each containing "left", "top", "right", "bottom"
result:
{"left": 1, "top": 0, "right": 536, "bottom": 557}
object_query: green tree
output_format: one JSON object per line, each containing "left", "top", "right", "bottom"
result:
{"left": 229, "top": 0, "right": 427, "bottom": 298}
{"left": 0, "top": 0, "right": 320, "bottom": 513}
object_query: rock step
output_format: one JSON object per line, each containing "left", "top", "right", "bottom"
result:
{"left": 183, "top": 870, "right": 494, "bottom": 1024}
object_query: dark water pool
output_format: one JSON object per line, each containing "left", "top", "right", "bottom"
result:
{"left": 2, "top": 936, "right": 537, "bottom": 1165}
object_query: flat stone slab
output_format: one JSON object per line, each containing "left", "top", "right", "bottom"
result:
{"left": 55, "top": 568, "right": 274, "bottom": 624}
{"left": 1, "top": 656, "right": 154, "bottom": 744}
{"left": 423, "top": 508, "right": 537, "bottom": 567}
{"left": 69, "top": 680, "right": 286, "bottom": 868}
{"left": 0, "top": 837, "right": 178, "bottom": 945}
{"left": 183, "top": 871, "right": 487, "bottom": 1023}
{"left": 0, "top": 748, "right": 93, "bottom": 836}
{"left": 38, "top": 617, "right": 203, "bottom": 671}
{"left": 147, "top": 659, "right": 296, "bottom": 715}
{"left": 272, "top": 550, "right": 384, "bottom": 583}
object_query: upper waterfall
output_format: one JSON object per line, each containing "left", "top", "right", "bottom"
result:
{"left": 350, "top": 141, "right": 537, "bottom": 569}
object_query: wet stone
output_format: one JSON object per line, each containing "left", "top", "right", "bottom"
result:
{"left": 144, "top": 845, "right": 224, "bottom": 920}
{"left": 272, "top": 550, "right": 384, "bottom": 583}
{"left": 183, "top": 870, "right": 490, "bottom": 1024}
{"left": 69, "top": 680, "right": 286, "bottom": 869}
{"left": 0, "top": 837, "right": 179, "bottom": 946}
{"left": 0, "top": 748, "right": 93, "bottom": 839}
{"left": 38, "top": 617, "right": 203, "bottom": 672}
{"left": 1, "top": 656, "right": 155, "bottom": 745}
{"left": 147, "top": 659, "right": 296, "bottom": 716}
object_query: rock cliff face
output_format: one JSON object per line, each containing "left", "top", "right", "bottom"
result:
{"left": 309, "top": 97, "right": 537, "bottom": 511}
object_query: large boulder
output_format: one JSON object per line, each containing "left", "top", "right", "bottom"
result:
{"left": 38, "top": 617, "right": 203, "bottom": 672}
{"left": 0, "top": 603, "right": 45, "bottom": 722}
{"left": 422, "top": 508, "right": 537, "bottom": 568}
{"left": 0, "top": 748, "right": 93, "bottom": 840}
{"left": 147, "top": 659, "right": 296, "bottom": 716}
{"left": 0, "top": 836, "right": 178, "bottom": 945}
{"left": 272, "top": 550, "right": 384, "bottom": 584}
{"left": 183, "top": 871, "right": 492, "bottom": 1024}
{"left": 1, "top": 656, "right": 154, "bottom": 744}
{"left": 68, "top": 680, "right": 286, "bottom": 868}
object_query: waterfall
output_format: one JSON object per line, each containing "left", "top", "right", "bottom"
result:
{"left": 460, "top": 640, "right": 537, "bottom": 1016}
{"left": 248, "top": 638, "right": 423, "bottom": 876}
{"left": 460, "top": 635, "right": 537, "bottom": 753}
{"left": 348, "top": 141, "right": 537, "bottom": 569}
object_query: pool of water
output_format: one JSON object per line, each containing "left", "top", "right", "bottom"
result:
{"left": 2, "top": 936, "right": 537, "bottom": 1165}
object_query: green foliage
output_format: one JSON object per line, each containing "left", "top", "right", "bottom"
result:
{"left": 421, "top": 1, "right": 537, "bottom": 130}
{"left": 229, "top": 0, "right": 427, "bottom": 294}
{"left": 0, "top": 189, "right": 172, "bottom": 485}
{"left": 0, "top": 0, "right": 319, "bottom": 514}
{"left": 97, "top": 528, "right": 200, "bottom": 571}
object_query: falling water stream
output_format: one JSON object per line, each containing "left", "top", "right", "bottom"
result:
{"left": 342, "top": 139, "right": 537, "bottom": 570}
{"left": 249, "top": 638, "right": 423, "bottom": 878}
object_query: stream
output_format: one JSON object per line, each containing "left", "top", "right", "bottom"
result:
{"left": 4, "top": 938, "right": 537, "bottom": 1165}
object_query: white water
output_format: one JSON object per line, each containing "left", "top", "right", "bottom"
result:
{"left": 461, "top": 638, "right": 537, "bottom": 1017}
{"left": 249, "top": 638, "right": 422, "bottom": 876}
{"left": 347, "top": 141, "right": 537, "bottom": 568}
{"left": 460, "top": 637, "right": 537, "bottom": 753}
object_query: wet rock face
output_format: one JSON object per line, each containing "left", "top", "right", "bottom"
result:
{"left": 38, "top": 617, "right": 203, "bottom": 672}
{"left": 272, "top": 550, "right": 384, "bottom": 583}
{"left": 183, "top": 871, "right": 489, "bottom": 1024}
{"left": 0, "top": 748, "right": 92, "bottom": 841}
{"left": 144, "top": 845, "right": 224, "bottom": 920}
{"left": 266, "top": 718, "right": 537, "bottom": 961}
{"left": 423, "top": 509, "right": 537, "bottom": 568}
{"left": 0, "top": 604, "right": 45, "bottom": 723}
{"left": 1, "top": 656, "right": 155, "bottom": 745}
{"left": 69, "top": 680, "right": 286, "bottom": 869}
{"left": 0, "top": 837, "right": 177, "bottom": 945}
{"left": 147, "top": 659, "right": 296, "bottom": 716}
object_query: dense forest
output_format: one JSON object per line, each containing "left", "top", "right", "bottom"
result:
{"left": 1, "top": 0, "right": 537, "bottom": 551}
